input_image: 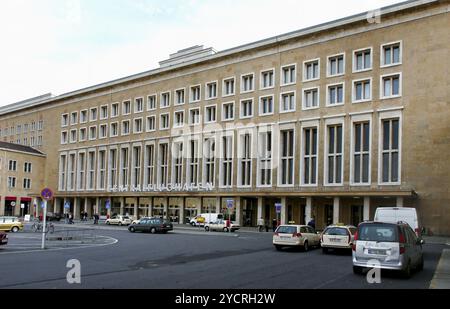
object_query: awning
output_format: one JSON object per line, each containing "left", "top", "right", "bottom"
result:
{"left": 20, "top": 197, "right": 32, "bottom": 202}
{"left": 5, "top": 196, "right": 17, "bottom": 201}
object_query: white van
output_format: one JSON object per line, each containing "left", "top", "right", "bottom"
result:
{"left": 374, "top": 207, "right": 420, "bottom": 236}
{"left": 190, "top": 213, "right": 224, "bottom": 226}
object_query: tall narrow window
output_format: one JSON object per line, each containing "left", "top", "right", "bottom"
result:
{"left": 281, "top": 65, "right": 296, "bottom": 85}
{"left": 147, "top": 95, "right": 157, "bottom": 110}
{"left": 241, "top": 74, "right": 254, "bottom": 93}
{"left": 280, "top": 130, "right": 294, "bottom": 185}
{"left": 222, "top": 102, "right": 234, "bottom": 121}
{"left": 258, "top": 131, "right": 272, "bottom": 186}
{"left": 204, "top": 138, "right": 215, "bottom": 186}
{"left": 77, "top": 152, "right": 86, "bottom": 190}
{"left": 303, "top": 128, "right": 318, "bottom": 185}
{"left": 174, "top": 111, "right": 184, "bottom": 128}
{"left": 260, "top": 96, "right": 273, "bottom": 115}
{"left": 205, "top": 106, "right": 216, "bottom": 123}
{"left": 135, "top": 98, "right": 144, "bottom": 113}
{"left": 109, "top": 149, "right": 117, "bottom": 190}
{"left": 221, "top": 136, "right": 233, "bottom": 187}
{"left": 239, "top": 134, "right": 252, "bottom": 187}
{"left": 173, "top": 143, "right": 183, "bottom": 186}
{"left": 189, "top": 109, "right": 200, "bottom": 125}
{"left": 87, "top": 151, "right": 96, "bottom": 190}
{"left": 144, "top": 145, "right": 155, "bottom": 187}
{"left": 261, "top": 70, "right": 274, "bottom": 89}
{"left": 281, "top": 92, "right": 295, "bottom": 112}
{"left": 161, "top": 92, "right": 170, "bottom": 108}
{"left": 223, "top": 78, "right": 235, "bottom": 96}
{"left": 97, "top": 150, "right": 107, "bottom": 190}
{"left": 188, "top": 140, "right": 199, "bottom": 187}
{"left": 353, "top": 122, "right": 370, "bottom": 184}
{"left": 326, "top": 125, "right": 343, "bottom": 185}
{"left": 68, "top": 153, "right": 76, "bottom": 191}
{"left": 159, "top": 143, "right": 169, "bottom": 187}
{"left": 190, "top": 86, "right": 201, "bottom": 102}
{"left": 206, "top": 82, "right": 217, "bottom": 99}
{"left": 175, "top": 89, "right": 185, "bottom": 105}
{"left": 381, "top": 119, "right": 400, "bottom": 183}
{"left": 131, "top": 146, "right": 141, "bottom": 189}
{"left": 120, "top": 148, "right": 129, "bottom": 188}
{"left": 240, "top": 99, "right": 253, "bottom": 118}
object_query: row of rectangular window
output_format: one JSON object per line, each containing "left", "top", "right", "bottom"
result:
{"left": 0, "top": 121, "right": 44, "bottom": 138}
{"left": 58, "top": 114, "right": 401, "bottom": 191}
{"left": 6, "top": 177, "right": 32, "bottom": 189}
{"left": 5, "top": 161, "right": 33, "bottom": 173}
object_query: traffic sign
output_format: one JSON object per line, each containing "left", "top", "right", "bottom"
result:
{"left": 41, "top": 188, "right": 54, "bottom": 201}
{"left": 41, "top": 201, "right": 46, "bottom": 209}
{"left": 11, "top": 202, "right": 16, "bottom": 207}
{"left": 226, "top": 199, "right": 234, "bottom": 209}
{"left": 64, "top": 202, "right": 71, "bottom": 209}
{"left": 105, "top": 199, "right": 111, "bottom": 209}
{"left": 275, "top": 203, "right": 282, "bottom": 214}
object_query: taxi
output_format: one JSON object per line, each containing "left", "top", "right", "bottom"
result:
{"left": 320, "top": 224, "right": 357, "bottom": 253}
{"left": 0, "top": 217, "right": 24, "bottom": 233}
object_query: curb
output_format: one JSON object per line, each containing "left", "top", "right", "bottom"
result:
{"left": 430, "top": 249, "right": 450, "bottom": 289}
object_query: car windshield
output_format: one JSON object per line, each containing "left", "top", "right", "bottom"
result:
{"left": 276, "top": 226, "right": 297, "bottom": 234}
{"left": 358, "top": 224, "right": 398, "bottom": 242}
{"left": 325, "top": 227, "right": 348, "bottom": 236}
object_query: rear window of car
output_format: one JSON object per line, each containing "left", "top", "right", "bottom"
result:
{"left": 325, "top": 227, "right": 348, "bottom": 236}
{"left": 276, "top": 226, "right": 297, "bottom": 234}
{"left": 358, "top": 224, "right": 398, "bottom": 242}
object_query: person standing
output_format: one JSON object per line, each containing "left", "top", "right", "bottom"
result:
{"left": 257, "top": 217, "right": 265, "bottom": 232}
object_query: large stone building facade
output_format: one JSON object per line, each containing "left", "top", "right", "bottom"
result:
{"left": 0, "top": 0, "right": 449, "bottom": 234}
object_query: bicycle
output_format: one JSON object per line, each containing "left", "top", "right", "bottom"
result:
{"left": 31, "top": 222, "right": 55, "bottom": 234}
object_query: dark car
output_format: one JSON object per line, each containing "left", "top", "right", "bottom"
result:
{"left": 42, "top": 212, "right": 62, "bottom": 222}
{"left": 0, "top": 231, "right": 8, "bottom": 246}
{"left": 128, "top": 218, "right": 173, "bottom": 234}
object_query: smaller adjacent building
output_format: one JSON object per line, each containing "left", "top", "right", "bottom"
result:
{"left": 0, "top": 142, "right": 46, "bottom": 217}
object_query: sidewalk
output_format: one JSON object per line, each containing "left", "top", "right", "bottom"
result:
{"left": 430, "top": 249, "right": 450, "bottom": 289}
{"left": 422, "top": 236, "right": 450, "bottom": 246}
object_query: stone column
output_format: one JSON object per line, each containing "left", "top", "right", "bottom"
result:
{"left": 120, "top": 197, "right": 125, "bottom": 216}
{"left": 305, "top": 197, "right": 312, "bottom": 225}
{"left": 0, "top": 197, "right": 4, "bottom": 216}
{"left": 164, "top": 197, "right": 169, "bottom": 220}
{"left": 149, "top": 197, "right": 153, "bottom": 217}
{"left": 257, "top": 197, "right": 263, "bottom": 220}
{"left": 74, "top": 197, "right": 80, "bottom": 220}
{"left": 280, "top": 197, "right": 288, "bottom": 225}
{"left": 54, "top": 197, "right": 59, "bottom": 213}
{"left": 333, "top": 197, "right": 340, "bottom": 224}
{"left": 215, "top": 197, "right": 221, "bottom": 214}
{"left": 363, "top": 197, "right": 370, "bottom": 221}
{"left": 179, "top": 197, "right": 185, "bottom": 224}
{"left": 95, "top": 197, "right": 100, "bottom": 215}
{"left": 396, "top": 197, "right": 404, "bottom": 208}
{"left": 107, "top": 198, "right": 112, "bottom": 217}
{"left": 134, "top": 197, "right": 139, "bottom": 220}
{"left": 235, "top": 197, "right": 242, "bottom": 225}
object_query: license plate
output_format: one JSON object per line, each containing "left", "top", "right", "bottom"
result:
{"left": 280, "top": 236, "right": 290, "bottom": 239}
{"left": 368, "top": 249, "right": 386, "bottom": 255}
{"left": 330, "top": 238, "right": 341, "bottom": 243}
{"left": 1, "top": 240, "right": 7, "bottom": 243}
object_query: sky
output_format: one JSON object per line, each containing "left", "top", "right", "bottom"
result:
{"left": 0, "top": 0, "right": 406, "bottom": 106}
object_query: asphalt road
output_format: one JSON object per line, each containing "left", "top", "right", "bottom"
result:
{"left": 0, "top": 226, "right": 445, "bottom": 289}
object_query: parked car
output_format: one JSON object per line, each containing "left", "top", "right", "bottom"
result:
{"left": 0, "top": 231, "right": 8, "bottom": 246}
{"left": 190, "top": 213, "right": 224, "bottom": 227}
{"left": 273, "top": 225, "right": 321, "bottom": 251}
{"left": 44, "top": 212, "right": 62, "bottom": 222}
{"left": 374, "top": 207, "right": 421, "bottom": 237}
{"left": 352, "top": 221, "right": 424, "bottom": 278}
{"left": 105, "top": 215, "right": 132, "bottom": 226}
{"left": 205, "top": 219, "right": 240, "bottom": 232}
{"left": 128, "top": 218, "right": 173, "bottom": 234}
{"left": 0, "top": 217, "right": 24, "bottom": 233}
{"left": 321, "top": 224, "right": 357, "bottom": 253}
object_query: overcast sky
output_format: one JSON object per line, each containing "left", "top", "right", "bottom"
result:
{"left": 0, "top": 0, "right": 405, "bottom": 106}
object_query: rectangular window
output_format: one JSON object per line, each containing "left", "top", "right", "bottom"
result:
{"left": 24, "top": 162, "right": 32, "bottom": 173}
{"left": 206, "top": 82, "right": 218, "bottom": 99}
{"left": 99, "top": 124, "right": 108, "bottom": 139}
{"left": 61, "top": 114, "right": 69, "bottom": 127}
{"left": 61, "top": 131, "right": 68, "bottom": 144}
{"left": 100, "top": 105, "right": 108, "bottom": 120}
{"left": 23, "top": 178, "right": 31, "bottom": 190}
{"left": 122, "top": 101, "right": 131, "bottom": 115}
{"left": 160, "top": 114, "right": 170, "bottom": 130}
{"left": 87, "top": 151, "right": 96, "bottom": 190}
{"left": 135, "top": 98, "right": 144, "bottom": 113}
{"left": 258, "top": 131, "right": 272, "bottom": 186}
{"left": 146, "top": 116, "right": 156, "bottom": 132}
{"left": 304, "top": 59, "right": 320, "bottom": 81}
{"left": 189, "top": 109, "right": 200, "bottom": 125}
{"left": 328, "top": 54, "right": 345, "bottom": 77}
{"left": 70, "top": 112, "right": 78, "bottom": 125}
{"left": 238, "top": 133, "right": 252, "bottom": 187}
{"left": 174, "top": 111, "right": 184, "bottom": 128}
{"left": 303, "top": 88, "right": 319, "bottom": 109}
{"left": 147, "top": 95, "right": 157, "bottom": 111}
{"left": 158, "top": 143, "right": 169, "bottom": 187}
{"left": 223, "top": 78, "right": 235, "bottom": 96}
{"left": 205, "top": 105, "right": 217, "bottom": 123}
{"left": 90, "top": 108, "right": 98, "bottom": 121}
{"left": 161, "top": 92, "right": 170, "bottom": 108}
{"left": 280, "top": 92, "right": 296, "bottom": 112}
{"left": 240, "top": 99, "right": 253, "bottom": 118}
{"left": 281, "top": 65, "right": 296, "bottom": 85}
{"left": 220, "top": 135, "right": 233, "bottom": 187}
{"left": 111, "top": 103, "right": 119, "bottom": 118}
{"left": 190, "top": 86, "right": 201, "bottom": 102}
{"left": 222, "top": 102, "right": 234, "bottom": 121}
{"left": 8, "top": 177, "right": 16, "bottom": 188}
{"left": 80, "top": 110, "right": 88, "bottom": 123}
{"left": 303, "top": 127, "right": 318, "bottom": 185}
{"left": 120, "top": 147, "right": 129, "bottom": 188}
{"left": 70, "top": 129, "right": 77, "bottom": 143}
{"left": 241, "top": 74, "right": 254, "bottom": 93}
{"left": 382, "top": 42, "right": 401, "bottom": 66}
{"left": 327, "top": 83, "right": 344, "bottom": 106}
{"left": 97, "top": 150, "right": 107, "bottom": 190}
{"left": 144, "top": 144, "right": 155, "bottom": 186}
{"left": 89, "top": 126, "right": 97, "bottom": 140}
{"left": 353, "top": 122, "right": 370, "bottom": 184}
{"left": 381, "top": 118, "right": 400, "bottom": 183}
{"left": 259, "top": 96, "right": 274, "bottom": 116}
{"left": 110, "top": 123, "right": 118, "bottom": 137}
{"left": 280, "top": 130, "right": 294, "bottom": 186}
{"left": 326, "top": 124, "right": 343, "bottom": 185}
{"left": 353, "top": 79, "right": 372, "bottom": 102}
{"left": 133, "top": 118, "right": 143, "bottom": 133}
{"left": 8, "top": 160, "right": 17, "bottom": 171}
{"left": 108, "top": 149, "right": 117, "bottom": 190}
{"left": 354, "top": 48, "right": 372, "bottom": 71}
{"left": 77, "top": 152, "right": 86, "bottom": 190}
{"left": 204, "top": 138, "right": 215, "bottom": 186}
{"left": 381, "top": 74, "right": 401, "bottom": 98}
{"left": 175, "top": 89, "right": 185, "bottom": 105}
{"left": 261, "top": 69, "right": 274, "bottom": 89}
{"left": 122, "top": 120, "right": 130, "bottom": 135}
{"left": 173, "top": 143, "right": 184, "bottom": 186}
{"left": 131, "top": 146, "right": 141, "bottom": 189}
{"left": 188, "top": 140, "right": 199, "bottom": 187}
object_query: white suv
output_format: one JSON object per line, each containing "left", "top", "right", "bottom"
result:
{"left": 105, "top": 215, "right": 132, "bottom": 226}
{"left": 273, "top": 225, "right": 321, "bottom": 252}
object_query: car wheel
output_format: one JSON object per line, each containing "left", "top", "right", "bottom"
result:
{"left": 11, "top": 226, "right": 19, "bottom": 233}
{"left": 129, "top": 227, "right": 136, "bottom": 233}
{"left": 223, "top": 227, "right": 229, "bottom": 232}
{"left": 274, "top": 245, "right": 282, "bottom": 251}
{"left": 106, "top": 221, "right": 110, "bottom": 225}
{"left": 417, "top": 256, "right": 424, "bottom": 271}
{"left": 119, "top": 222, "right": 123, "bottom": 226}
{"left": 402, "top": 260, "right": 412, "bottom": 278}
{"left": 322, "top": 247, "right": 328, "bottom": 254}
{"left": 150, "top": 227, "right": 157, "bottom": 234}
{"left": 353, "top": 266, "right": 363, "bottom": 275}
{"left": 303, "top": 241, "right": 309, "bottom": 252}
{"left": 205, "top": 226, "right": 210, "bottom": 232}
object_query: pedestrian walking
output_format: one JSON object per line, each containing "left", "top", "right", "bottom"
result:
{"left": 257, "top": 217, "right": 265, "bottom": 232}
{"left": 272, "top": 218, "right": 278, "bottom": 232}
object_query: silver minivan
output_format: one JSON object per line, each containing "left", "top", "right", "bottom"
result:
{"left": 352, "top": 222, "right": 424, "bottom": 278}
